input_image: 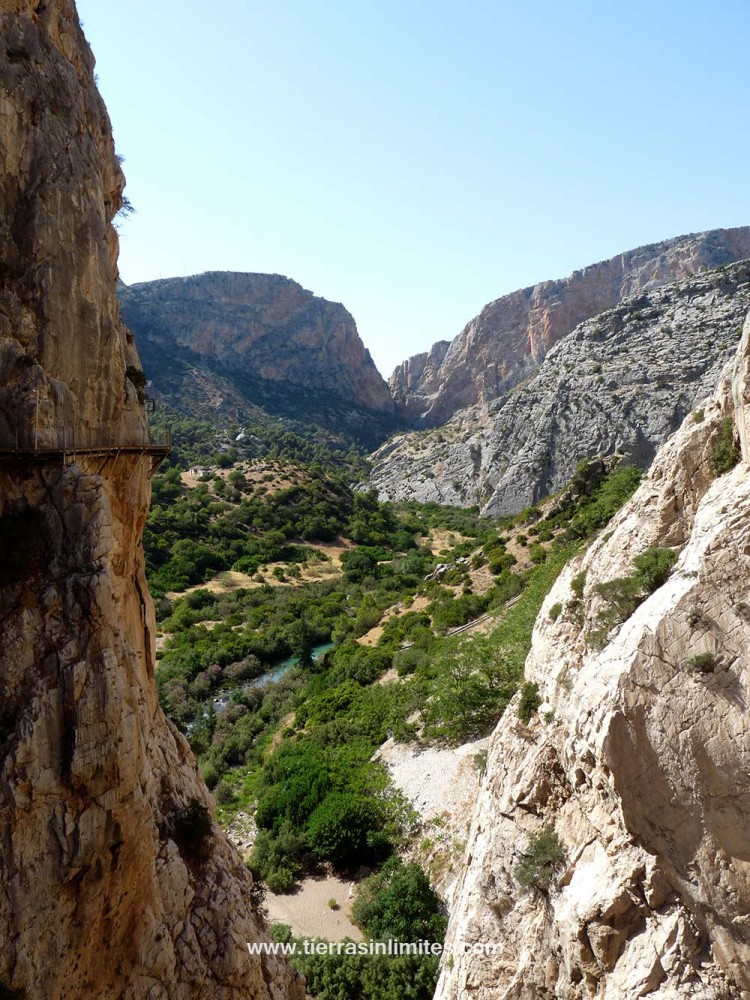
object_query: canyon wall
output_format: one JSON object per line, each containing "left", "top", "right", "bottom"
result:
{"left": 371, "top": 260, "right": 750, "bottom": 515}
{"left": 0, "top": 3, "right": 303, "bottom": 997}
{"left": 389, "top": 227, "right": 750, "bottom": 427}
{"left": 119, "top": 272, "right": 396, "bottom": 446}
{"left": 435, "top": 315, "right": 750, "bottom": 998}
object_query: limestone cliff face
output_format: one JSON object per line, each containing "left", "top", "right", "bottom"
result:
{"left": 435, "top": 316, "right": 750, "bottom": 998}
{"left": 0, "top": 4, "right": 303, "bottom": 998}
{"left": 370, "top": 261, "right": 750, "bottom": 515}
{"left": 118, "top": 272, "right": 395, "bottom": 444}
{"left": 389, "top": 227, "right": 750, "bottom": 427}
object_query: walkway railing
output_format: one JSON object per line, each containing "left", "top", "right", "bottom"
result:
{"left": 0, "top": 428, "right": 172, "bottom": 477}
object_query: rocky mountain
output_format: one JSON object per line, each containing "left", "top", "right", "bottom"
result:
{"left": 435, "top": 315, "right": 750, "bottom": 998}
{"left": 371, "top": 260, "right": 750, "bottom": 515}
{"left": 119, "top": 272, "right": 396, "bottom": 448}
{"left": 0, "top": 3, "right": 302, "bottom": 998}
{"left": 390, "top": 227, "right": 750, "bottom": 427}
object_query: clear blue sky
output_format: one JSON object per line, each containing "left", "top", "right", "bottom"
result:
{"left": 78, "top": 0, "right": 749, "bottom": 378}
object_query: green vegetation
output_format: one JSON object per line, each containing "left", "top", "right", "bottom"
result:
{"left": 513, "top": 826, "right": 565, "bottom": 893}
{"left": 548, "top": 601, "right": 563, "bottom": 621}
{"left": 271, "top": 857, "right": 444, "bottom": 1000}
{"left": 149, "top": 407, "right": 371, "bottom": 478}
{"left": 518, "top": 681, "right": 542, "bottom": 724}
{"left": 687, "top": 652, "right": 717, "bottom": 673}
{"left": 712, "top": 416, "right": 740, "bottom": 476}
{"left": 420, "top": 543, "right": 577, "bottom": 745}
{"left": 144, "top": 444, "right": 643, "bottom": 1000}
{"left": 352, "top": 857, "right": 446, "bottom": 942}
{"left": 590, "top": 546, "right": 678, "bottom": 646}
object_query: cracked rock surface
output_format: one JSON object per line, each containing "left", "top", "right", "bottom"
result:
{"left": 435, "top": 315, "right": 750, "bottom": 999}
{"left": 0, "top": 3, "right": 303, "bottom": 997}
{"left": 371, "top": 261, "right": 750, "bottom": 515}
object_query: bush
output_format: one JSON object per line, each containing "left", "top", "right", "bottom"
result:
{"left": 712, "top": 416, "right": 740, "bottom": 476}
{"left": 548, "top": 602, "right": 563, "bottom": 621}
{"left": 352, "top": 857, "right": 446, "bottom": 942}
{"left": 571, "top": 570, "right": 587, "bottom": 598}
{"left": 249, "top": 823, "right": 307, "bottom": 892}
{"left": 306, "top": 793, "right": 378, "bottom": 865}
{"left": 518, "top": 681, "right": 542, "bottom": 724}
{"left": 687, "top": 652, "right": 717, "bottom": 673}
{"left": 513, "top": 827, "right": 565, "bottom": 893}
{"left": 631, "top": 546, "right": 678, "bottom": 592}
{"left": 214, "top": 780, "right": 234, "bottom": 805}
{"left": 159, "top": 799, "right": 212, "bottom": 864}
{"left": 592, "top": 547, "right": 678, "bottom": 644}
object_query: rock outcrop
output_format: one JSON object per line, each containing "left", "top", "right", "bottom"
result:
{"left": 389, "top": 227, "right": 750, "bottom": 427}
{"left": 0, "top": 3, "right": 303, "bottom": 998}
{"left": 435, "top": 315, "right": 750, "bottom": 998}
{"left": 119, "top": 272, "right": 396, "bottom": 447}
{"left": 371, "top": 260, "right": 750, "bottom": 515}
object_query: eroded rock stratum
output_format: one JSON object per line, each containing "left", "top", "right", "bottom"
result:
{"left": 436, "top": 316, "right": 750, "bottom": 997}
{"left": 0, "top": 3, "right": 303, "bottom": 997}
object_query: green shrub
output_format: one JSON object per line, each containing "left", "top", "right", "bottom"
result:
{"left": 518, "top": 681, "right": 542, "bottom": 724}
{"left": 548, "top": 602, "right": 563, "bottom": 621}
{"left": 571, "top": 570, "right": 587, "bottom": 598}
{"left": 529, "top": 543, "right": 547, "bottom": 565}
{"left": 266, "top": 867, "right": 297, "bottom": 894}
{"left": 513, "top": 827, "right": 565, "bottom": 893}
{"left": 712, "top": 416, "right": 740, "bottom": 476}
{"left": 591, "top": 547, "right": 678, "bottom": 645}
{"left": 352, "top": 857, "right": 446, "bottom": 942}
{"left": 201, "top": 762, "right": 220, "bottom": 790}
{"left": 159, "top": 799, "right": 212, "bottom": 864}
{"left": 214, "top": 780, "right": 234, "bottom": 805}
{"left": 249, "top": 823, "right": 307, "bottom": 892}
{"left": 306, "top": 793, "right": 378, "bottom": 865}
{"left": 693, "top": 408, "right": 705, "bottom": 423}
{"left": 687, "top": 652, "right": 717, "bottom": 673}
{"left": 631, "top": 546, "right": 679, "bottom": 592}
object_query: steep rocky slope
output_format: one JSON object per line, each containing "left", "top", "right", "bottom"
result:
{"left": 390, "top": 227, "right": 750, "bottom": 427}
{"left": 371, "top": 260, "right": 750, "bottom": 515}
{"left": 435, "top": 316, "right": 750, "bottom": 998}
{"left": 0, "top": 3, "right": 303, "bottom": 998}
{"left": 119, "top": 272, "right": 396, "bottom": 447}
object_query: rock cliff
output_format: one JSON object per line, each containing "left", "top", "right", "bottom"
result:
{"left": 435, "top": 315, "right": 750, "bottom": 998}
{"left": 371, "top": 261, "right": 750, "bottom": 515}
{"left": 119, "top": 272, "right": 396, "bottom": 447}
{"left": 389, "top": 227, "right": 750, "bottom": 427}
{"left": 0, "top": 3, "right": 303, "bottom": 998}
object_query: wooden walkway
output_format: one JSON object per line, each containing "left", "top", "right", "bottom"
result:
{"left": 0, "top": 443, "right": 171, "bottom": 477}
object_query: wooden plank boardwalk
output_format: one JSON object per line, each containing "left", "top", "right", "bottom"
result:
{"left": 0, "top": 443, "right": 171, "bottom": 477}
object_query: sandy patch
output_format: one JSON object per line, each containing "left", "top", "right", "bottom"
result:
{"left": 356, "top": 595, "right": 431, "bottom": 647}
{"left": 266, "top": 873, "right": 363, "bottom": 941}
{"left": 377, "top": 667, "right": 400, "bottom": 685}
{"left": 165, "top": 539, "right": 353, "bottom": 599}
{"left": 374, "top": 735, "right": 489, "bottom": 903}
{"left": 419, "top": 529, "right": 470, "bottom": 556}
{"left": 155, "top": 633, "right": 170, "bottom": 652}
{"left": 468, "top": 563, "right": 496, "bottom": 595}
{"left": 266, "top": 711, "right": 296, "bottom": 757}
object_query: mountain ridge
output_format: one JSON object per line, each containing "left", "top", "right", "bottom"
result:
{"left": 119, "top": 270, "right": 396, "bottom": 449}
{"left": 389, "top": 225, "right": 750, "bottom": 427}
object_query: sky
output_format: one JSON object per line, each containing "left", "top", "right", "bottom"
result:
{"left": 77, "top": 0, "right": 750, "bottom": 378}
